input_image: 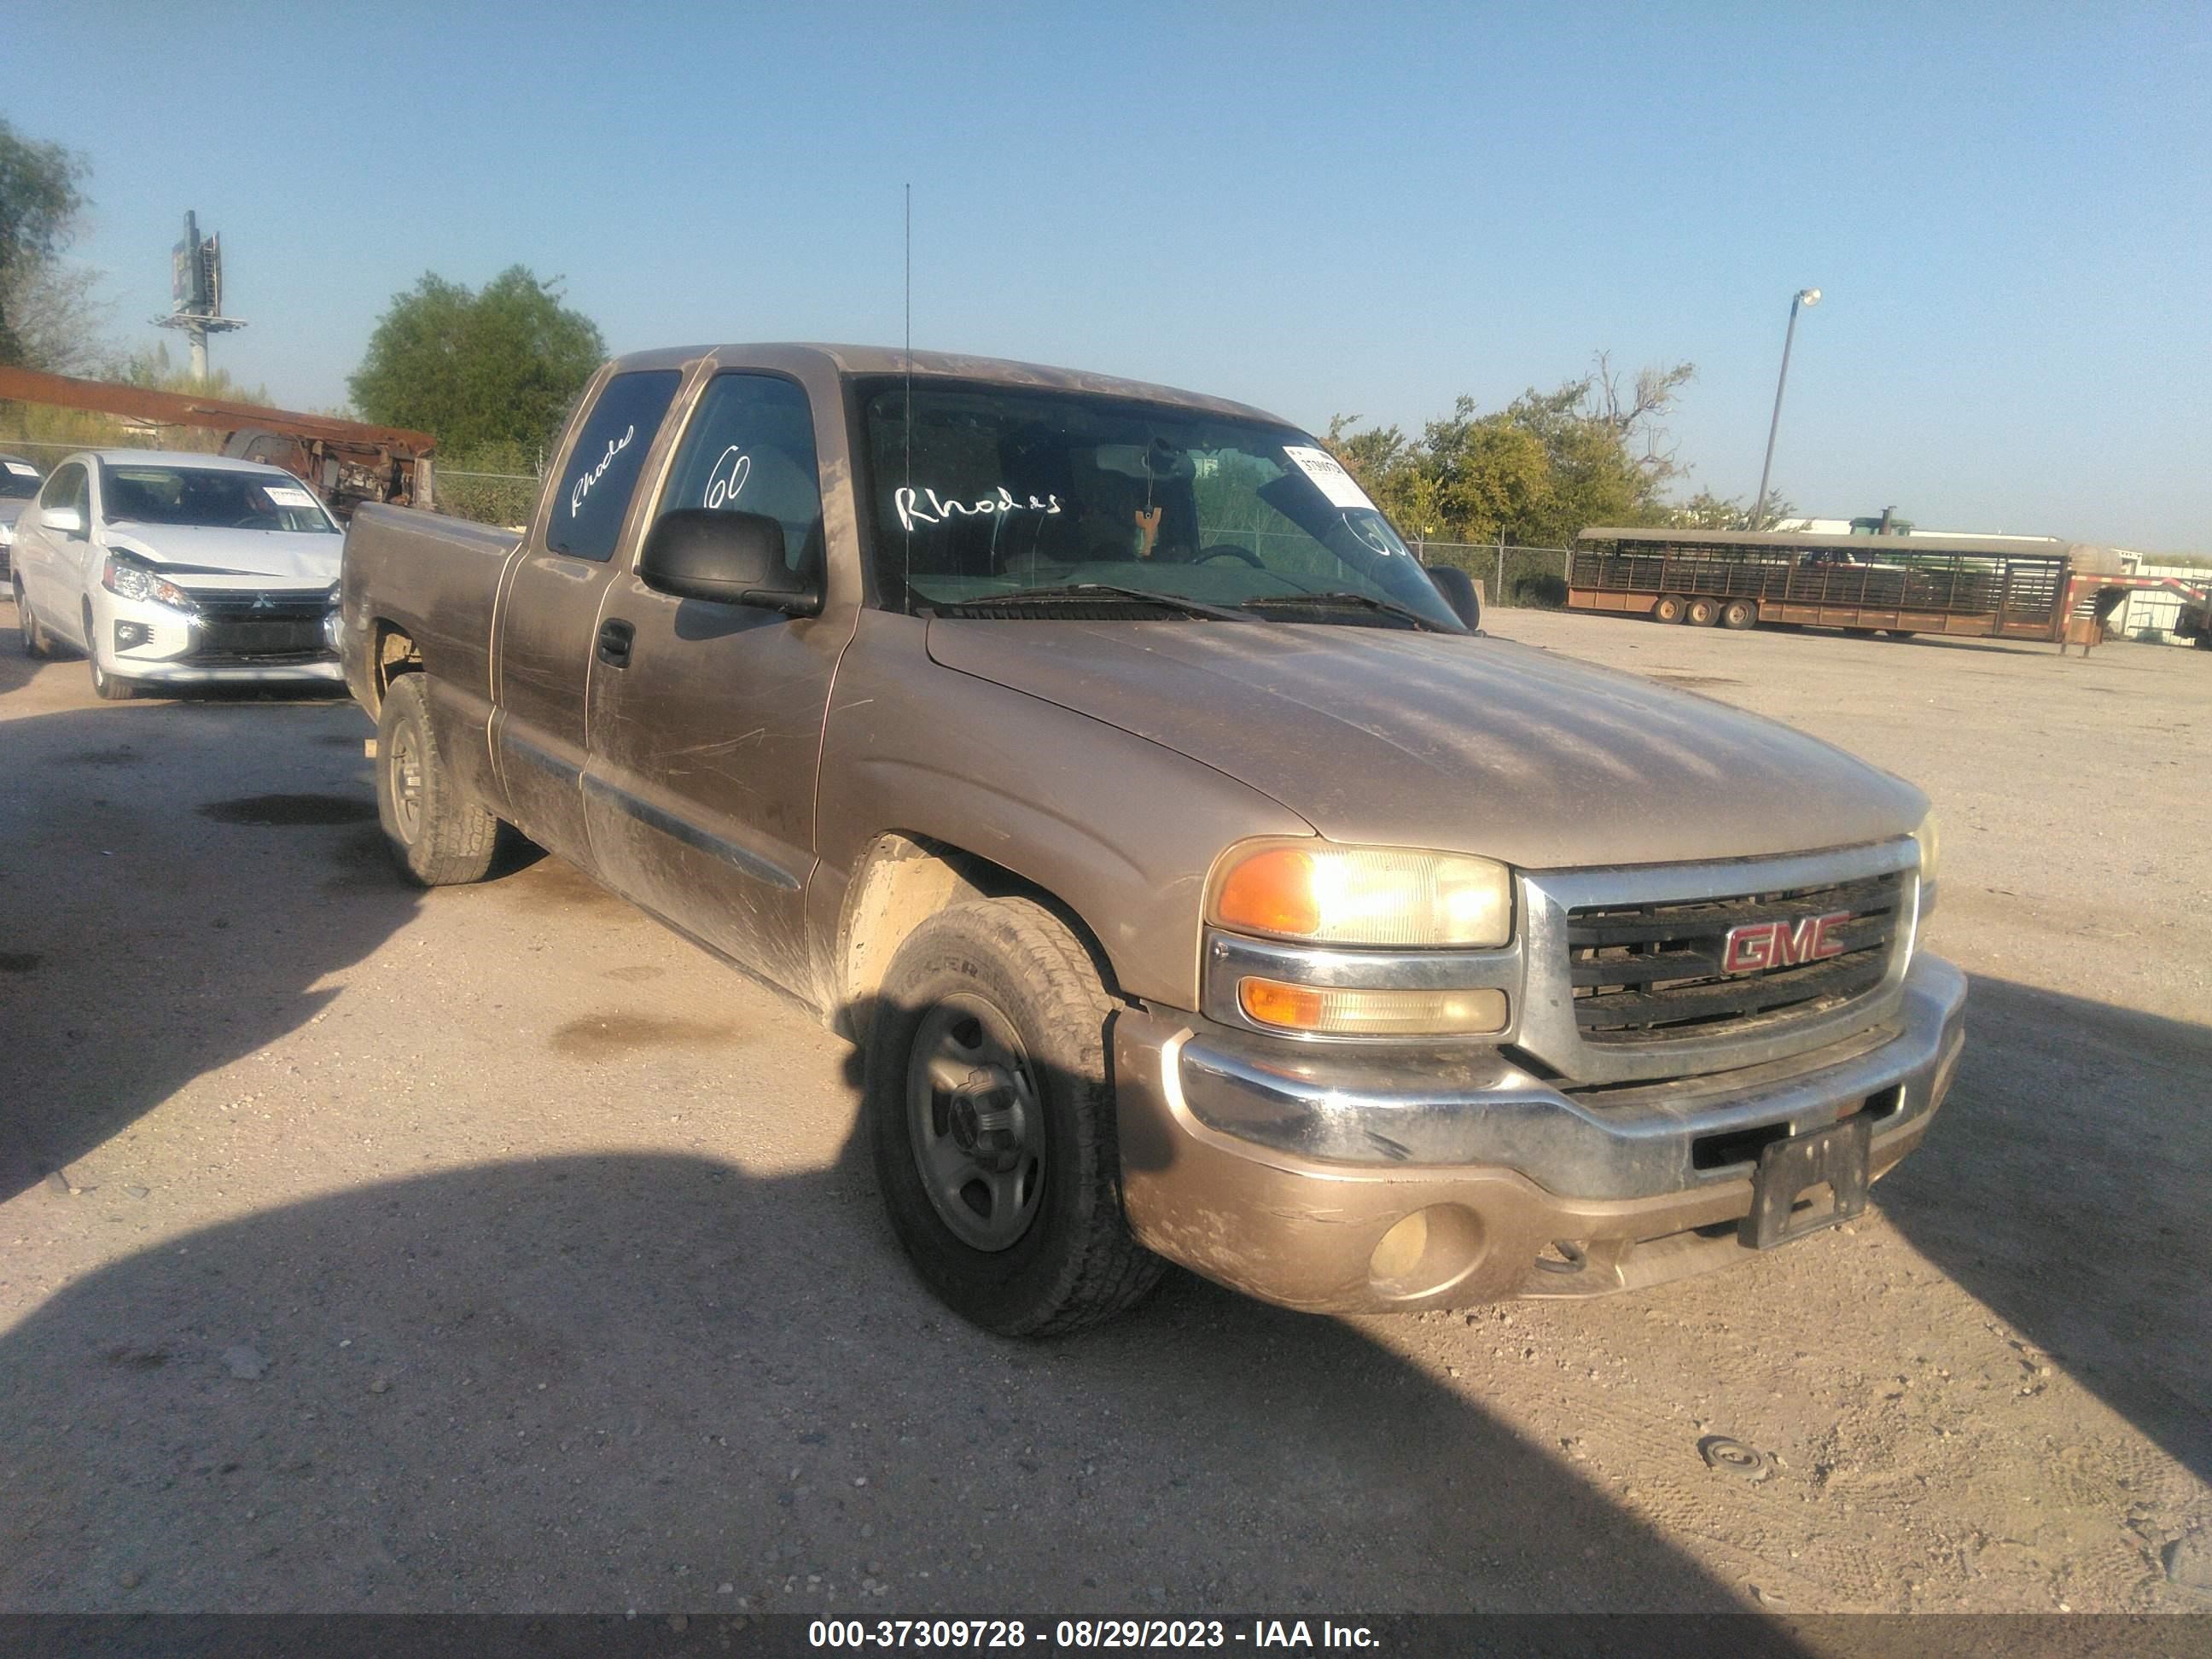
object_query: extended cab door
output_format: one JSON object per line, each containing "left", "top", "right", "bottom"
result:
{"left": 491, "top": 367, "right": 687, "bottom": 869}
{"left": 581, "top": 370, "right": 855, "bottom": 993}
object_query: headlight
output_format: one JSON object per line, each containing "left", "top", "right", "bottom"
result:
{"left": 1912, "top": 812, "right": 1940, "bottom": 886}
{"left": 0, "top": 521, "right": 15, "bottom": 547}
{"left": 1209, "top": 841, "right": 1514, "bottom": 948}
{"left": 102, "top": 555, "right": 197, "bottom": 612}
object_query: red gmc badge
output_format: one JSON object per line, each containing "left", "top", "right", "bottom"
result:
{"left": 1722, "top": 911, "right": 1851, "bottom": 974}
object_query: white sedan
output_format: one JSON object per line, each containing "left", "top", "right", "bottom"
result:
{"left": 10, "top": 449, "right": 346, "bottom": 698}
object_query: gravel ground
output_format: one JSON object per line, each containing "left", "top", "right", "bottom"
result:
{"left": 1, "top": 600, "right": 2206, "bottom": 1616}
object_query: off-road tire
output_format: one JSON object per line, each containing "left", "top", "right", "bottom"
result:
{"left": 1685, "top": 596, "right": 1720, "bottom": 627}
{"left": 376, "top": 672, "right": 498, "bottom": 887}
{"left": 1720, "top": 598, "right": 1756, "bottom": 631}
{"left": 14, "top": 579, "right": 50, "bottom": 658}
{"left": 866, "top": 898, "right": 1166, "bottom": 1336}
{"left": 1651, "top": 593, "right": 1686, "bottom": 625}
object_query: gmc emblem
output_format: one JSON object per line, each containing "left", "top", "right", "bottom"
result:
{"left": 1722, "top": 911, "right": 1851, "bottom": 974}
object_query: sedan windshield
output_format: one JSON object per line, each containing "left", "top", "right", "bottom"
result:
{"left": 857, "top": 379, "right": 1461, "bottom": 629}
{"left": 98, "top": 463, "right": 336, "bottom": 533}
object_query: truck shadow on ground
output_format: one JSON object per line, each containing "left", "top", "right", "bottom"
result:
{"left": 1876, "top": 974, "right": 2212, "bottom": 1485}
{"left": 0, "top": 690, "right": 401, "bottom": 1204}
{"left": 0, "top": 1144, "right": 1801, "bottom": 1620}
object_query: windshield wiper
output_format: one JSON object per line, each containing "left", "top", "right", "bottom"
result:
{"left": 1237, "top": 590, "right": 1457, "bottom": 632}
{"left": 933, "top": 583, "right": 1255, "bottom": 622}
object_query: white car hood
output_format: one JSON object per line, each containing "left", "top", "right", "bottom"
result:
{"left": 102, "top": 522, "right": 344, "bottom": 585}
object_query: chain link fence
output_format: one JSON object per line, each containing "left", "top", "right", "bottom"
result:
{"left": 1413, "top": 541, "right": 1574, "bottom": 608}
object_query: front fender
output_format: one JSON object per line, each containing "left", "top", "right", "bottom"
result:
{"left": 812, "top": 611, "right": 1313, "bottom": 1010}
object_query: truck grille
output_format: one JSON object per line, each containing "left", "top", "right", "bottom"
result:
{"left": 1567, "top": 870, "right": 1904, "bottom": 1045}
{"left": 182, "top": 587, "right": 333, "bottom": 662}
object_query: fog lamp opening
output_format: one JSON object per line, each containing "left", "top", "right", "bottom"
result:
{"left": 1367, "top": 1204, "right": 1487, "bottom": 1301}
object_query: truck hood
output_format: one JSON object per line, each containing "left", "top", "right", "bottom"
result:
{"left": 925, "top": 620, "right": 1926, "bottom": 869}
{"left": 101, "top": 523, "right": 343, "bottom": 585}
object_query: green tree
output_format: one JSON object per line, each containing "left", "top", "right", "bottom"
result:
{"left": 0, "top": 119, "right": 90, "bottom": 368}
{"left": 348, "top": 266, "right": 604, "bottom": 455}
{"left": 1666, "top": 488, "right": 1793, "bottom": 532}
{"left": 1325, "top": 353, "right": 1697, "bottom": 547}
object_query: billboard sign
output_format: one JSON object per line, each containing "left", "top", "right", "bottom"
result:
{"left": 170, "top": 212, "right": 212, "bottom": 316}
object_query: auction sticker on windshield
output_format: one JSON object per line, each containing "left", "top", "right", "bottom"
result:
{"left": 5, "top": 461, "right": 37, "bottom": 477}
{"left": 260, "top": 485, "right": 319, "bottom": 508}
{"left": 1281, "top": 445, "right": 1376, "bottom": 512}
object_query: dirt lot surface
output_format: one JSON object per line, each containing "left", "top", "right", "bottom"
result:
{"left": 2, "top": 602, "right": 2207, "bottom": 1618}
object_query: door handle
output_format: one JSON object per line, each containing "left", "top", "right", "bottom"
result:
{"left": 597, "top": 618, "right": 634, "bottom": 668}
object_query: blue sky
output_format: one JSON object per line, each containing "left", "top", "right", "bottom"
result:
{"left": 11, "top": 3, "right": 2209, "bottom": 549}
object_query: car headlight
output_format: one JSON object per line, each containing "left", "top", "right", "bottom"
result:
{"left": 102, "top": 555, "right": 197, "bottom": 612}
{"left": 0, "top": 520, "right": 15, "bottom": 547}
{"left": 1209, "top": 841, "right": 1514, "bottom": 948}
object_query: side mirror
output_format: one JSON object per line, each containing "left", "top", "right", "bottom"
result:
{"left": 639, "top": 509, "right": 821, "bottom": 616}
{"left": 1425, "top": 564, "right": 1482, "bottom": 632}
{"left": 40, "top": 506, "right": 85, "bottom": 538}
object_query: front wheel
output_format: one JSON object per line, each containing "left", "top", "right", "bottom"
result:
{"left": 375, "top": 672, "right": 499, "bottom": 886}
{"left": 866, "top": 898, "right": 1165, "bottom": 1336}
{"left": 14, "top": 579, "right": 50, "bottom": 658}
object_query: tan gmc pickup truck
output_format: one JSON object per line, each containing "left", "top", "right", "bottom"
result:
{"left": 341, "top": 345, "right": 1965, "bottom": 1335}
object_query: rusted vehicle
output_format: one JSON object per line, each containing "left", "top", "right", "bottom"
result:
{"left": 0, "top": 365, "right": 434, "bottom": 521}
{"left": 1570, "top": 526, "right": 2123, "bottom": 640}
{"left": 341, "top": 346, "right": 1965, "bottom": 1334}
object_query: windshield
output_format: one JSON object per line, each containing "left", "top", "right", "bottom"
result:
{"left": 1, "top": 461, "right": 41, "bottom": 498}
{"left": 856, "top": 379, "right": 1461, "bottom": 629}
{"left": 98, "top": 463, "right": 337, "bottom": 533}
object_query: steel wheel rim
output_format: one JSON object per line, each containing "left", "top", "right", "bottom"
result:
{"left": 905, "top": 993, "right": 1045, "bottom": 1253}
{"left": 388, "top": 720, "right": 424, "bottom": 842}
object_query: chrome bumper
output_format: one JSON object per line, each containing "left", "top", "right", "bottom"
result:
{"left": 1166, "top": 954, "right": 1965, "bottom": 1200}
{"left": 1111, "top": 955, "right": 1965, "bottom": 1312}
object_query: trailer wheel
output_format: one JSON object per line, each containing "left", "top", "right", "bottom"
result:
{"left": 1651, "top": 594, "right": 1686, "bottom": 625}
{"left": 1720, "top": 599, "right": 1756, "bottom": 631}
{"left": 1685, "top": 597, "right": 1720, "bottom": 627}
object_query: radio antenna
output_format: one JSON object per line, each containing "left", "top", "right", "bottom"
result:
{"left": 903, "top": 182, "right": 913, "bottom": 608}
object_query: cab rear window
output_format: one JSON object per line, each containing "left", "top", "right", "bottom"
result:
{"left": 547, "top": 370, "right": 683, "bottom": 561}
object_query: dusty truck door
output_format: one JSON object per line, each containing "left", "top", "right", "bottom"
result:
{"left": 490, "top": 367, "right": 686, "bottom": 869}
{"left": 581, "top": 369, "right": 856, "bottom": 994}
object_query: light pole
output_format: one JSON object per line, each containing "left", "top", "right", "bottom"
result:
{"left": 1751, "top": 287, "right": 1820, "bottom": 530}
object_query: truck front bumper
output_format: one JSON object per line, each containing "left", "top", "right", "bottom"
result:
{"left": 1113, "top": 954, "right": 1966, "bottom": 1313}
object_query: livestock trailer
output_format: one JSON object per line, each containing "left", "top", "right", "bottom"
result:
{"left": 1570, "top": 527, "right": 2126, "bottom": 643}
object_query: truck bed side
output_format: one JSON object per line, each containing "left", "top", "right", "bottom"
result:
{"left": 341, "top": 503, "right": 521, "bottom": 812}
